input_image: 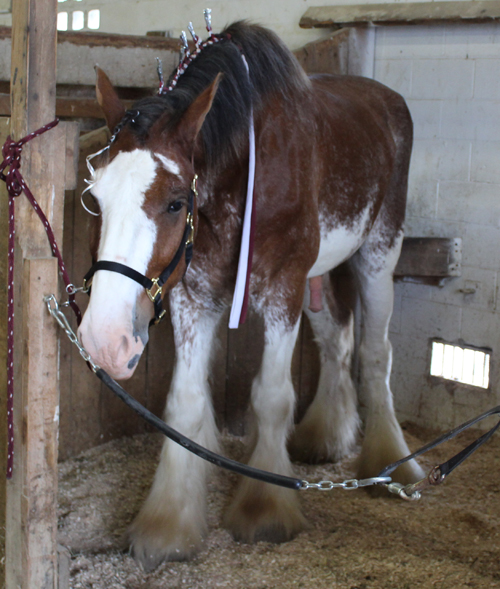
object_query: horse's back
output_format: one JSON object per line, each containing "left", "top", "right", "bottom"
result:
{"left": 303, "top": 74, "right": 413, "bottom": 276}
{"left": 309, "top": 73, "right": 412, "bottom": 138}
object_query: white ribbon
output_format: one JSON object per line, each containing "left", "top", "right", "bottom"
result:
{"left": 229, "top": 55, "right": 256, "bottom": 329}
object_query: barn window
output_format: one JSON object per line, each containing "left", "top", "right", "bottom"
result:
{"left": 57, "top": 12, "right": 68, "bottom": 30}
{"left": 72, "top": 10, "right": 84, "bottom": 30}
{"left": 430, "top": 341, "right": 490, "bottom": 389}
{"left": 88, "top": 9, "right": 100, "bottom": 30}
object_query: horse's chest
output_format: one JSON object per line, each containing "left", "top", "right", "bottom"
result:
{"left": 307, "top": 208, "right": 372, "bottom": 277}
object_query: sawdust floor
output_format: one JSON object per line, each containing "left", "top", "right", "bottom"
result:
{"left": 58, "top": 422, "right": 500, "bottom": 589}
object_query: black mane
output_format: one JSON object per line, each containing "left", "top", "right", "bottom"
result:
{"left": 124, "top": 21, "right": 309, "bottom": 171}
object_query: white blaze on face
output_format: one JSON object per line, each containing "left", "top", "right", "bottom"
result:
{"left": 78, "top": 148, "right": 159, "bottom": 380}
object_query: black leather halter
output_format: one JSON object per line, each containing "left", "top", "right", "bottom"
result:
{"left": 83, "top": 178, "right": 196, "bottom": 325}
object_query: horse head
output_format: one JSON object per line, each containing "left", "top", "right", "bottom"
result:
{"left": 77, "top": 68, "right": 220, "bottom": 379}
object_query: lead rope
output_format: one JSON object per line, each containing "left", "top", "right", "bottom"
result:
{"left": 42, "top": 295, "right": 500, "bottom": 497}
{"left": 0, "top": 119, "right": 82, "bottom": 478}
{"left": 44, "top": 295, "right": 390, "bottom": 493}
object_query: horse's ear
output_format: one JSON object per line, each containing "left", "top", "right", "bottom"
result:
{"left": 176, "top": 73, "right": 222, "bottom": 147}
{"left": 95, "top": 67, "right": 126, "bottom": 131}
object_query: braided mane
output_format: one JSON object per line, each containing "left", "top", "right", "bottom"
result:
{"left": 124, "top": 21, "right": 309, "bottom": 170}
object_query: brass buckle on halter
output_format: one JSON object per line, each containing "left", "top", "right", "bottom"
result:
{"left": 146, "top": 278, "right": 162, "bottom": 302}
{"left": 186, "top": 174, "right": 197, "bottom": 246}
{"left": 191, "top": 174, "right": 198, "bottom": 196}
{"left": 82, "top": 276, "right": 93, "bottom": 293}
{"left": 186, "top": 212, "right": 195, "bottom": 246}
{"left": 153, "top": 309, "right": 167, "bottom": 325}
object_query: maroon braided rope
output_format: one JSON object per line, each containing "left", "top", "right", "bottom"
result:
{"left": 160, "top": 33, "right": 227, "bottom": 94}
{"left": 0, "top": 118, "right": 82, "bottom": 478}
{"left": 159, "top": 28, "right": 256, "bottom": 327}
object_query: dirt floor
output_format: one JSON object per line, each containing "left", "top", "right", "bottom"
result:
{"left": 58, "top": 422, "right": 500, "bottom": 589}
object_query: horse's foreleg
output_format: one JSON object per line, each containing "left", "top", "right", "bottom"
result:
{"left": 225, "top": 315, "right": 305, "bottom": 543}
{"left": 129, "top": 287, "right": 221, "bottom": 570}
{"left": 352, "top": 233, "right": 425, "bottom": 485}
{"left": 290, "top": 274, "right": 359, "bottom": 463}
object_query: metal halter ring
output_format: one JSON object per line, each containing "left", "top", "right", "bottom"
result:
{"left": 146, "top": 278, "right": 163, "bottom": 302}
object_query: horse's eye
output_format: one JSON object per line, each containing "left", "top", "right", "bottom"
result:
{"left": 167, "top": 200, "right": 184, "bottom": 214}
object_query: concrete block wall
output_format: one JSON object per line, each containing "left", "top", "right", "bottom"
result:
{"left": 374, "top": 24, "right": 500, "bottom": 430}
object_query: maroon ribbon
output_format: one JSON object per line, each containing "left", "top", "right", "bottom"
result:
{"left": 0, "top": 119, "right": 81, "bottom": 478}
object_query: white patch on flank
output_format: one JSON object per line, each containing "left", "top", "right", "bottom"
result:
{"left": 155, "top": 153, "right": 182, "bottom": 179}
{"left": 54, "top": 405, "right": 60, "bottom": 423}
{"left": 307, "top": 205, "right": 373, "bottom": 278}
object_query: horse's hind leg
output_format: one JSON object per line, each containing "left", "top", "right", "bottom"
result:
{"left": 225, "top": 312, "right": 306, "bottom": 543}
{"left": 289, "top": 273, "right": 360, "bottom": 463}
{"left": 129, "top": 285, "right": 221, "bottom": 570}
{"left": 351, "top": 231, "right": 425, "bottom": 484}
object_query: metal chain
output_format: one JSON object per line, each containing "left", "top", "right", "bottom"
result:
{"left": 44, "top": 295, "right": 99, "bottom": 373}
{"left": 300, "top": 476, "right": 391, "bottom": 491}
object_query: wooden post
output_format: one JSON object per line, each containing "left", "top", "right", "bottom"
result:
{"left": 0, "top": 115, "right": 10, "bottom": 589}
{"left": 5, "top": 0, "right": 63, "bottom": 587}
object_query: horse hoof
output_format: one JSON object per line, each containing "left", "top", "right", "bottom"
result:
{"left": 129, "top": 532, "right": 202, "bottom": 572}
{"left": 357, "top": 449, "right": 425, "bottom": 489}
{"left": 232, "top": 521, "right": 300, "bottom": 544}
{"left": 224, "top": 484, "right": 306, "bottom": 544}
{"left": 289, "top": 416, "right": 359, "bottom": 465}
{"left": 288, "top": 441, "right": 327, "bottom": 464}
{"left": 130, "top": 542, "right": 170, "bottom": 573}
{"left": 129, "top": 511, "right": 204, "bottom": 571}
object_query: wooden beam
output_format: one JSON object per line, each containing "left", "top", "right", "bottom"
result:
{"left": 7, "top": 0, "right": 63, "bottom": 587}
{"left": 0, "top": 116, "right": 10, "bottom": 589}
{"left": 79, "top": 125, "right": 109, "bottom": 151}
{"left": 65, "top": 122, "right": 80, "bottom": 191}
{"left": 394, "top": 237, "right": 462, "bottom": 278}
{"left": 0, "top": 25, "right": 182, "bottom": 50}
{"left": 300, "top": 1, "right": 500, "bottom": 28}
{"left": 293, "top": 27, "right": 375, "bottom": 77}
{"left": 0, "top": 26, "right": 181, "bottom": 88}
{"left": 0, "top": 92, "right": 135, "bottom": 119}
{"left": 293, "top": 29, "right": 350, "bottom": 75}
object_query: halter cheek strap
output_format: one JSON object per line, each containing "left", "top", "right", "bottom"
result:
{"left": 83, "top": 180, "right": 196, "bottom": 325}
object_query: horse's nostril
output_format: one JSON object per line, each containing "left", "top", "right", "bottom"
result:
{"left": 128, "top": 354, "right": 140, "bottom": 370}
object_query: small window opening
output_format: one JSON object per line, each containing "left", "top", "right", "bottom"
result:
{"left": 88, "top": 9, "right": 100, "bottom": 30}
{"left": 430, "top": 341, "right": 490, "bottom": 389}
{"left": 72, "top": 10, "right": 84, "bottom": 30}
{"left": 57, "top": 12, "right": 68, "bottom": 31}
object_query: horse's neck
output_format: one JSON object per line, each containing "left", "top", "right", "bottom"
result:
{"left": 197, "top": 147, "right": 250, "bottom": 212}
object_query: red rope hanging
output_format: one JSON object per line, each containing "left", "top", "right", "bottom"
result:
{"left": 0, "top": 119, "right": 82, "bottom": 478}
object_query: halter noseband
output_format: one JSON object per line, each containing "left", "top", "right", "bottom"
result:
{"left": 83, "top": 176, "right": 196, "bottom": 325}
